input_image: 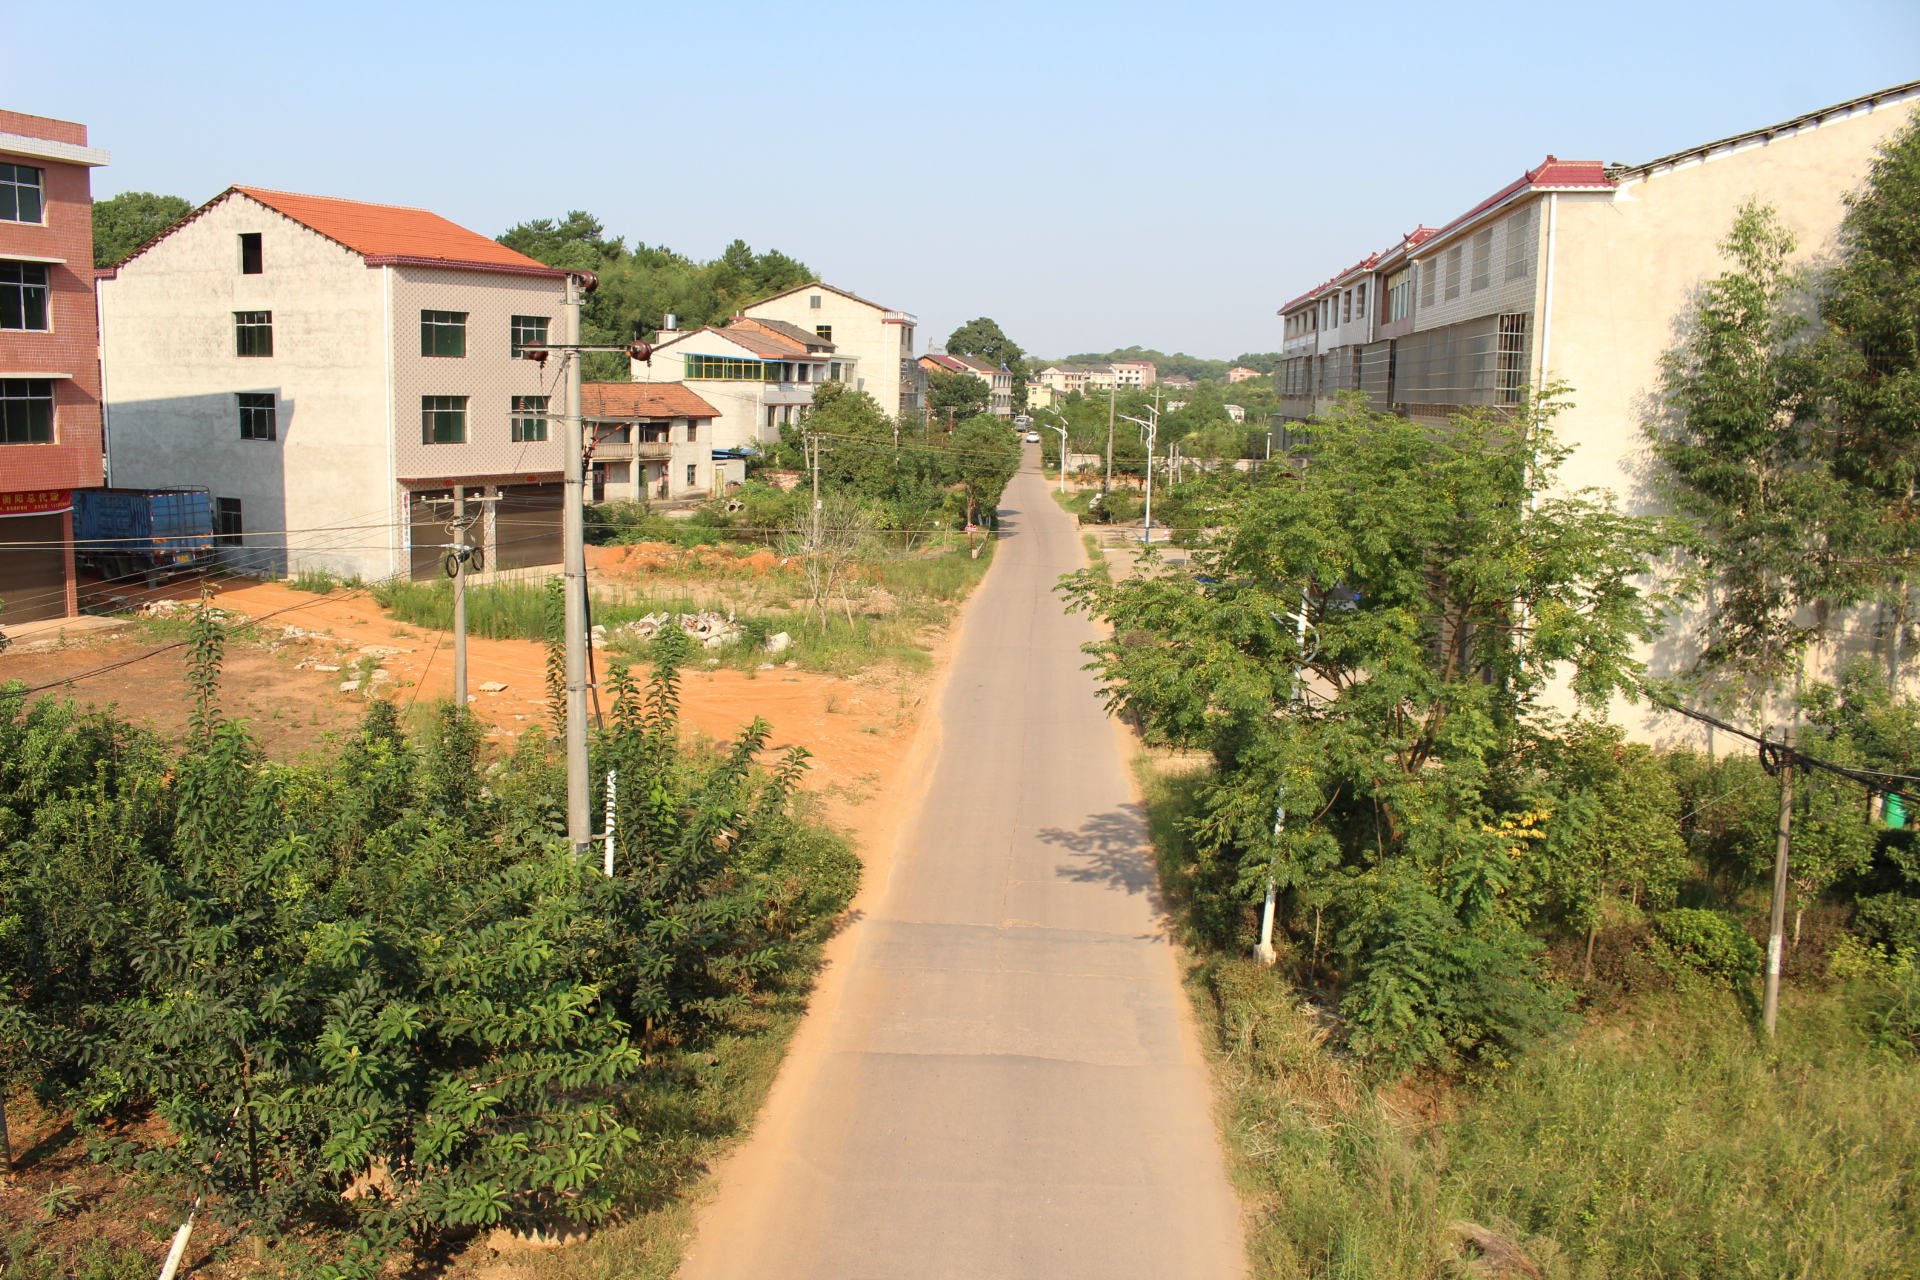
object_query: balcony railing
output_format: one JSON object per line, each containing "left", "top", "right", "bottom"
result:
{"left": 594, "top": 440, "right": 673, "bottom": 460}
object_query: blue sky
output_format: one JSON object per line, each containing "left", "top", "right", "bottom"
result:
{"left": 13, "top": 0, "right": 1918, "bottom": 360}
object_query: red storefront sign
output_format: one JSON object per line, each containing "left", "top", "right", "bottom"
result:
{"left": 0, "top": 489, "right": 72, "bottom": 516}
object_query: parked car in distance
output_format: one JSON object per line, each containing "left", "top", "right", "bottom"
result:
{"left": 1024, "top": 431, "right": 1041, "bottom": 443}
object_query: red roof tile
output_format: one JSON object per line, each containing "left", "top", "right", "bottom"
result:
{"left": 233, "top": 186, "right": 562, "bottom": 275}
{"left": 581, "top": 382, "right": 720, "bottom": 420}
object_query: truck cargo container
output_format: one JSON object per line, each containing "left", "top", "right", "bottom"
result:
{"left": 73, "top": 487, "right": 216, "bottom": 585}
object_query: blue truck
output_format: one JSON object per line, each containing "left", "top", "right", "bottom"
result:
{"left": 73, "top": 487, "right": 218, "bottom": 586}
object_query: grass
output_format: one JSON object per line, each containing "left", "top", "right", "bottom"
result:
{"left": 370, "top": 538, "right": 996, "bottom": 677}
{"left": 1134, "top": 755, "right": 1920, "bottom": 1280}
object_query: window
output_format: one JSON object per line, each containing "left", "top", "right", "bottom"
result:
{"left": 0, "top": 379, "right": 53, "bottom": 443}
{"left": 683, "top": 354, "right": 774, "bottom": 380}
{"left": 1420, "top": 260, "right": 1436, "bottom": 308}
{"left": 1497, "top": 313, "right": 1533, "bottom": 404}
{"left": 1505, "top": 206, "right": 1538, "bottom": 281}
{"left": 1342, "top": 290, "right": 1352, "bottom": 324}
{"left": 1470, "top": 228, "right": 1494, "bottom": 292}
{"left": 235, "top": 311, "right": 273, "bottom": 357}
{"left": 687, "top": 419, "right": 698, "bottom": 442}
{"left": 421, "top": 310, "right": 467, "bottom": 357}
{"left": 1444, "top": 246, "right": 1463, "bottom": 300}
{"left": 215, "top": 498, "right": 243, "bottom": 546}
{"left": 0, "top": 262, "right": 49, "bottom": 330}
{"left": 238, "top": 392, "right": 276, "bottom": 440}
{"left": 511, "top": 394, "right": 548, "bottom": 442}
{"left": 686, "top": 464, "right": 698, "bottom": 487}
{"left": 815, "top": 325, "right": 832, "bottom": 342}
{"left": 809, "top": 295, "right": 822, "bottom": 308}
{"left": 829, "top": 361, "right": 843, "bottom": 381}
{"left": 766, "top": 406, "right": 777, "bottom": 429}
{"left": 422, "top": 395, "right": 468, "bottom": 444}
{"left": 240, "top": 233, "right": 263, "bottom": 275}
{"left": 0, "top": 164, "right": 42, "bottom": 223}
{"left": 1386, "top": 269, "right": 1412, "bottom": 322}
{"left": 1356, "top": 283, "right": 1368, "bottom": 320}
{"left": 511, "top": 314, "right": 549, "bottom": 357}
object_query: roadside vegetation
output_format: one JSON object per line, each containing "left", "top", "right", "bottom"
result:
{"left": 0, "top": 609, "right": 857, "bottom": 1278}
{"left": 1089, "top": 120, "right": 1920, "bottom": 1277}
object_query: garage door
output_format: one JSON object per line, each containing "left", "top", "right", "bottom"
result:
{"left": 0, "top": 513, "right": 69, "bottom": 623}
{"left": 409, "top": 490, "right": 452, "bottom": 581}
{"left": 495, "top": 482, "right": 564, "bottom": 571}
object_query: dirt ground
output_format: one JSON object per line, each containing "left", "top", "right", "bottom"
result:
{"left": 0, "top": 575, "right": 957, "bottom": 1277}
{"left": 0, "top": 577, "right": 933, "bottom": 840}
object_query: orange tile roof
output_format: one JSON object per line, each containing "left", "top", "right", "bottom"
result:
{"left": 581, "top": 382, "right": 720, "bottom": 420}
{"left": 233, "top": 186, "right": 562, "bottom": 276}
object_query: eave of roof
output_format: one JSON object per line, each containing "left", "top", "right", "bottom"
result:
{"left": 1613, "top": 78, "right": 1920, "bottom": 182}
{"left": 745, "top": 280, "right": 893, "bottom": 314}
{"left": 581, "top": 382, "right": 720, "bottom": 419}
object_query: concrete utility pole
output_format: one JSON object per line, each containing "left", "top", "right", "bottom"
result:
{"left": 1257, "top": 606, "right": 1312, "bottom": 966}
{"left": 1763, "top": 736, "right": 1794, "bottom": 1035}
{"left": 562, "top": 274, "right": 591, "bottom": 859}
{"left": 1121, "top": 411, "right": 1158, "bottom": 546}
{"left": 1105, "top": 383, "right": 1116, "bottom": 493}
{"left": 452, "top": 485, "right": 468, "bottom": 706}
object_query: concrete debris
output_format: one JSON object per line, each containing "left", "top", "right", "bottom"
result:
{"left": 370, "top": 668, "right": 392, "bottom": 682}
{"left": 618, "top": 610, "right": 744, "bottom": 650}
{"left": 479, "top": 681, "right": 509, "bottom": 692}
{"left": 139, "top": 599, "right": 241, "bottom": 621}
{"left": 763, "top": 631, "right": 792, "bottom": 654}
{"left": 357, "top": 644, "right": 412, "bottom": 657}
{"left": 313, "top": 664, "right": 341, "bottom": 672}
{"left": 280, "top": 625, "right": 325, "bottom": 640}
{"left": 339, "top": 680, "right": 361, "bottom": 692}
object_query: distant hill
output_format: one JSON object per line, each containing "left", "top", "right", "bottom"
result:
{"left": 1044, "top": 346, "right": 1282, "bottom": 381}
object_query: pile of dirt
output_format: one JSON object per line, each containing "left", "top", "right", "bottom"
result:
{"left": 592, "top": 542, "right": 790, "bottom": 578}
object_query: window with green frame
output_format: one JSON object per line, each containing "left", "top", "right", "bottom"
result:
{"left": 684, "top": 353, "right": 774, "bottom": 380}
{"left": 422, "top": 395, "right": 468, "bottom": 444}
{"left": 421, "top": 310, "right": 467, "bottom": 357}
{"left": 512, "top": 394, "right": 548, "bottom": 441}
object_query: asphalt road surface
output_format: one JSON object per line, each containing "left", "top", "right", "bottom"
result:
{"left": 678, "top": 447, "right": 1244, "bottom": 1280}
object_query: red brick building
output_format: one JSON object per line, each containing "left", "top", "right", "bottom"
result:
{"left": 0, "top": 110, "right": 108, "bottom": 624}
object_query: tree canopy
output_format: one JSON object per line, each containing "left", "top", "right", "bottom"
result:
{"left": 92, "top": 191, "right": 194, "bottom": 267}
{"left": 497, "top": 212, "right": 813, "bottom": 380}
{"left": 947, "top": 317, "right": 1029, "bottom": 412}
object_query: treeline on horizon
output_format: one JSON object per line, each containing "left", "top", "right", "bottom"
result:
{"left": 1045, "top": 346, "right": 1285, "bottom": 380}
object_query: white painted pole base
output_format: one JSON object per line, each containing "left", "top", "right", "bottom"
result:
{"left": 1255, "top": 881, "right": 1279, "bottom": 967}
{"left": 157, "top": 1214, "right": 194, "bottom": 1280}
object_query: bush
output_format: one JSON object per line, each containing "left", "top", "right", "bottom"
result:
{"left": 1654, "top": 908, "right": 1762, "bottom": 979}
{"left": 1855, "top": 892, "right": 1920, "bottom": 953}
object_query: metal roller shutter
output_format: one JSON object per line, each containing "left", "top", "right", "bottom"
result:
{"left": 0, "top": 514, "right": 69, "bottom": 623}
{"left": 494, "top": 483, "right": 564, "bottom": 571}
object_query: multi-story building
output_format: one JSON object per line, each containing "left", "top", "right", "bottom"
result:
{"left": 741, "top": 282, "right": 926, "bottom": 419}
{"left": 1, "top": 111, "right": 108, "bottom": 624}
{"left": 1083, "top": 364, "right": 1117, "bottom": 392}
{"left": 98, "top": 186, "right": 571, "bottom": 582}
{"left": 1226, "top": 366, "right": 1263, "bottom": 384}
{"left": 582, "top": 382, "right": 720, "bottom": 502}
{"left": 1270, "top": 80, "right": 1920, "bottom": 735}
{"left": 627, "top": 317, "right": 835, "bottom": 494}
{"left": 1034, "top": 364, "right": 1090, "bottom": 397}
{"left": 920, "top": 352, "right": 1014, "bottom": 416}
{"left": 1112, "top": 359, "right": 1157, "bottom": 388}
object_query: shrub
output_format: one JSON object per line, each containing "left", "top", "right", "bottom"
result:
{"left": 1855, "top": 892, "right": 1920, "bottom": 953}
{"left": 1654, "top": 908, "right": 1762, "bottom": 979}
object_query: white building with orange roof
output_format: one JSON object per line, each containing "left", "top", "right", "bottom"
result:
{"left": 98, "top": 185, "right": 575, "bottom": 581}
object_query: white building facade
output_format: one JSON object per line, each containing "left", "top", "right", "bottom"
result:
{"left": 98, "top": 186, "right": 572, "bottom": 581}
{"left": 742, "top": 283, "right": 924, "bottom": 419}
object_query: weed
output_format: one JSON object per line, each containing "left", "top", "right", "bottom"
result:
{"left": 37, "top": 1184, "right": 80, "bottom": 1220}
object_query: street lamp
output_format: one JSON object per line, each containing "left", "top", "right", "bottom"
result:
{"left": 1119, "top": 412, "right": 1158, "bottom": 547}
{"left": 1039, "top": 406, "right": 1071, "bottom": 494}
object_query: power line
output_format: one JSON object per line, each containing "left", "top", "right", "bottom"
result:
{"left": 1650, "top": 693, "right": 1918, "bottom": 805}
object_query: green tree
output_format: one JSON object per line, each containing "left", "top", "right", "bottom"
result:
{"left": 946, "top": 414, "right": 1021, "bottom": 527}
{"left": 947, "top": 317, "right": 1029, "bottom": 412}
{"left": 927, "top": 368, "right": 990, "bottom": 421}
{"left": 1064, "top": 393, "right": 1676, "bottom": 1071}
{"left": 92, "top": 191, "right": 193, "bottom": 267}
{"left": 1647, "top": 203, "right": 1863, "bottom": 688}
{"left": 498, "top": 215, "right": 812, "bottom": 380}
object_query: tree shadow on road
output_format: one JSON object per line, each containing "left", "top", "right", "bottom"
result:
{"left": 1036, "top": 806, "right": 1158, "bottom": 897}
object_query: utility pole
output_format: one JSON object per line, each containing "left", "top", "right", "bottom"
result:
{"left": 809, "top": 430, "right": 821, "bottom": 552}
{"left": 1763, "top": 735, "right": 1794, "bottom": 1035}
{"left": 1104, "top": 382, "right": 1116, "bottom": 494}
{"left": 1257, "top": 606, "right": 1312, "bottom": 966}
{"left": 516, "top": 285, "right": 652, "bottom": 866}
{"left": 562, "top": 274, "right": 591, "bottom": 860}
{"left": 451, "top": 485, "right": 468, "bottom": 707}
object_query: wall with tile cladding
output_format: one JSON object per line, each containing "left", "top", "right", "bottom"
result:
{"left": 1407, "top": 199, "right": 1545, "bottom": 336}
{"left": 0, "top": 126, "right": 104, "bottom": 491}
{"left": 99, "top": 195, "right": 392, "bottom": 577}
{"left": 390, "top": 266, "right": 566, "bottom": 484}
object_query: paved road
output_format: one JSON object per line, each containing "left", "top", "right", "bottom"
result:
{"left": 678, "top": 447, "right": 1243, "bottom": 1280}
